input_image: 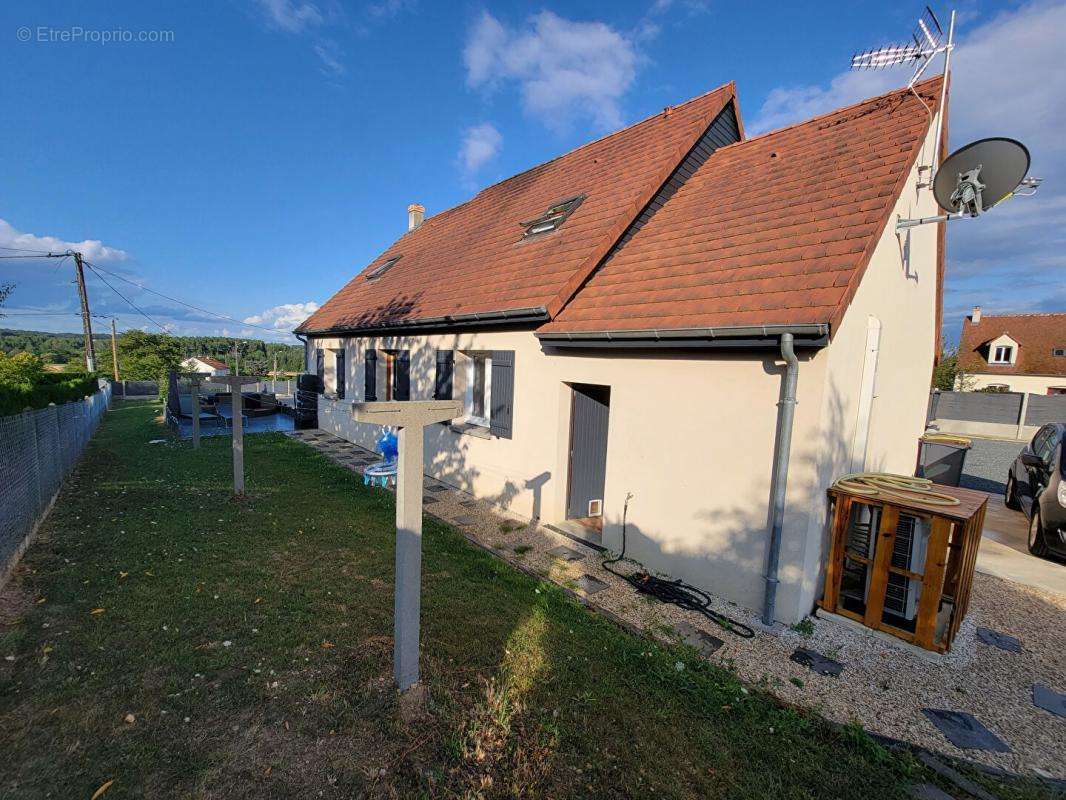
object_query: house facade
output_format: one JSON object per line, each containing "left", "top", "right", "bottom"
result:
{"left": 297, "top": 79, "right": 946, "bottom": 625}
{"left": 957, "top": 308, "right": 1066, "bottom": 394}
{"left": 181, "top": 356, "right": 230, "bottom": 377}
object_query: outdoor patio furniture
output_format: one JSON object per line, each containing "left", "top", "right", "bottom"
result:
{"left": 177, "top": 394, "right": 224, "bottom": 424}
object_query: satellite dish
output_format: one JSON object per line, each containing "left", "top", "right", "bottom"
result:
{"left": 933, "top": 137, "right": 1030, "bottom": 216}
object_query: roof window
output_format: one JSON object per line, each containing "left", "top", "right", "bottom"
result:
{"left": 365, "top": 255, "right": 401, "bottom": 281}
{"left": 1053, "top": 348, "right": 1066, "bottom": 357}
{"left": 521, "top": 194, "right": 585, "bottom": 238}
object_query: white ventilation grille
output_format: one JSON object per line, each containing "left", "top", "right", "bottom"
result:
{"left": 588, "top": 499, "right": 603, "bottom": 517}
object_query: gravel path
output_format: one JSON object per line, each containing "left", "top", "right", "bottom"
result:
{"left": 292, "top": 430, "right": 1066, "bottom": 779}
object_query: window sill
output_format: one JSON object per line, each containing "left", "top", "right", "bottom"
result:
{"left": 448, "top": 421, "right": 492, "bottom": 440}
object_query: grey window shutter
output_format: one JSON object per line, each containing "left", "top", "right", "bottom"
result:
{"left": 364, "top": 350, "right": 377, "bottom": 401}
{"left": 394, "top": 350, "right": 410, "bottom": 400}
{"left": 490, "top": 350, "right": 514, "bottom": 439}
{"left": 335, "top": 350, "right": 345, "bottom": 399}
{"left": 434, "top": 350, "right": 454, "bottom": 400}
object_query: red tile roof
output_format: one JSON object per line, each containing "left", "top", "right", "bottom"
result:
{"left": 296, "top": 84, "right": 737, "bottom": 334}
{"left": 541, "top": 77, "right": 943, "bottom": 336}
{"left": 191, "top": 356, "right": 228, "bottom": 370}
{"left": 958, "top": 312, "right": 1066, "bottom": 377}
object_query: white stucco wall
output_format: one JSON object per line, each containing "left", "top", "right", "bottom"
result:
{"left": 304, "top": 112, "right": 941, "bottom": 624}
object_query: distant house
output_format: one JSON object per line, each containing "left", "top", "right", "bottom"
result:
{"left": 181, "top": 356, "right": 230, "bottom": 377}
{"left": 296, "top": 78, "right": 946, "bottom": 625}
{"left": 957, "top": 307, "right": 1066, "bottom": 395}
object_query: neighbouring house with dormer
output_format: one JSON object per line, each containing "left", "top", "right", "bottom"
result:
{"left": 296, "top": 78, "right": 946, "bottom": 625}
{"left": 957, "top": 307, "right": 1066, "bottom": 395}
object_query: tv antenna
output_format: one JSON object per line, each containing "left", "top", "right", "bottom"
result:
{"left": 850, "top": 7, "right": 1044, "bottom": 230}
{"left": 851, "top": 6, "right": 954, "bottom": 172}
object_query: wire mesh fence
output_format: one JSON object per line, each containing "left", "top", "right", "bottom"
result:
{"left": 0, "top": 381, "right": 112, "bottom": 586}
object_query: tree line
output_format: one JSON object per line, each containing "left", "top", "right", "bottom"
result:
{"left": 0, "top": 328, "right": 305, "bottom": 375}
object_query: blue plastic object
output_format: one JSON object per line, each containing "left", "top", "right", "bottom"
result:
{"left": 377, "top": 429, "right": 398, "bottom": 462}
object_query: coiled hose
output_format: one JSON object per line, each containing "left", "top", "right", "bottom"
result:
{"left": 831, "top": 472, "right": 961, "bottom": 506}
{"left": 602, "top": 494, "right": 756, "bottom": 639}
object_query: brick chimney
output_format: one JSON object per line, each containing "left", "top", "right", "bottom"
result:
{"left": 971, "top": 306, "right": 982, "bottom": 324}
{"left": 407, "top": 203, "right": 425, "bottom": 232}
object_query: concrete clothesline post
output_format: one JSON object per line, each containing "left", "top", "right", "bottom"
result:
{"left": 210, "top": 375, "right": 261, "bottom": 495}
{"left": 179, "top": 371, "right": 209, "bottom": 449}
{"left": 352, "top": 400, "right": 462, "bottom": 693}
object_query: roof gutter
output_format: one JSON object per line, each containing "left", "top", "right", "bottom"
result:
{"left": 297, "top": 305, "right": 549, "bottom": 338}
{"left": 536, "top": 323, "right": 829, "bottom": 349}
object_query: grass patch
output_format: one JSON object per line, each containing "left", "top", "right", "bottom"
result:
{"left": 791, "top": 618, "right": 815, "bottom": 638}
{"left": 0, "top": 401, "right": 1053, "bottom": 799}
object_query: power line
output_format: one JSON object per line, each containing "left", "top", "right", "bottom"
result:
{"left": 82, "top": 260, "right": 287, "bottom": 336}
{"left": 0, "top": 245, "right": 58, "bottom": 254}
{"left": 82, "top": 262, "right": 169, "bottom": 333}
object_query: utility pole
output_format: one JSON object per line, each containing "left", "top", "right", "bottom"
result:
{"left": 233, "top": 341, "right": 241, "bottom": 376}
{"left": 71, "top": 251, "right": 96, "bottom": 372}
{"left": 110, "top": 318, "right": 120, "bottom": 382}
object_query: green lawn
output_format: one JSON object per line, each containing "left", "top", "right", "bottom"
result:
{"left": 0, "top": 401, "right": 1050, "bottom": 799}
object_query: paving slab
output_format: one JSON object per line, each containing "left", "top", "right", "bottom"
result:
{"left": 790, "top": 647, "right": 844, "bottom": 677}
{"left": 1033, "top": 684, "right": 1066, "bottom": 718}
{"left": 975, "top": 626, "right": 1023, "bottom": 653}
{"left": 453, "top": 516, "right": 476, "bottom": 526}
{"left": 676, "top": 621, "right": 724, "bottom": 656}
{"left": 425, "top": 484, "right": 449, "bottom": 493}
{"left": 547, "top": 545, "right": 586, "bottom": 562}
{"left": 422, "top": 495, "right": 440, "bottom": 505}
{"left": 575, "top": 574, "right": 609, "bottom": 595}
{"left": 922, "top": 710, "right": 1010, "bottom": 752}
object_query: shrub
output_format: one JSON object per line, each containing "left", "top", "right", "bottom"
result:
{"left": 0, "top": 352, "right": 102, "bottom": 416}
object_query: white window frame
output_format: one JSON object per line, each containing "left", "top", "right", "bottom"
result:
{"left": 463, "top": 352, "right": 492, "bottom": 428}
{"left": 990, "top": 345, "right": 1014, "bottom": 365}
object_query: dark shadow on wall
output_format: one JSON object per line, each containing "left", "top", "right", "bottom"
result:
{"left": 595, "top": 374, "right": 884, "bottom": 622}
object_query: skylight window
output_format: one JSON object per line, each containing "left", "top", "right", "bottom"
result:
{"left": 365, "top": 255, "right": 400, "bottom": 281}
{"left": 521, "top": 194, "right": 585, "bottom": 238}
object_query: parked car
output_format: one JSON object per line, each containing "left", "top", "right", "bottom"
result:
{"left": 1005, "top": 423, "right": 1066, "bottom": 558}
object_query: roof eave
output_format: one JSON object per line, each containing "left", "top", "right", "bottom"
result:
{"left": 536, "top": 323, "right": 829, "bottom": 349}
{"left": 296, "top": 305, "right": 549, "bottom": 338}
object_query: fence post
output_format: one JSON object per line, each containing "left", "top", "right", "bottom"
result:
{"left": 1016, "top": 393, "right": 1031, "bottom": 441}
{"left": 28, "top": 410, "right": 43, "bottom": 516}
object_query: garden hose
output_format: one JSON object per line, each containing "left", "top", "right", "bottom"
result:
{"left": 832, "top": 472, "right": 961, "bottom": 507}
{"left": 601, "top": 494, "right": 756, "bottom": 639}
{"left": 920, "top": 432, "right": 972, "bottom": 448}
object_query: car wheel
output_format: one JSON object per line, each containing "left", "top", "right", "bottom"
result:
{"left": 1005, "top": 473, "right": 1021, "bottom": 510}
{"left": 1028, "top": 508, "right": 1050, "bottom": 558}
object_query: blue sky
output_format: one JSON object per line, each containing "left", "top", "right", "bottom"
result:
{"left": 1, "top": 0, "right": 1062, "bottom": 345}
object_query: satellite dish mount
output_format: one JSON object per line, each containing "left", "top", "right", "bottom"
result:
{"left": 896, "top": 137, "right": 1039, "bottom": 231}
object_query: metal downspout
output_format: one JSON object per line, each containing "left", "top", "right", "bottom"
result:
{"left": 762, "top": 333, "right": 799, "bottom": 626}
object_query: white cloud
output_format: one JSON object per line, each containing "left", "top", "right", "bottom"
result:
{"left": 464, "top": 10, "right": 639, "bottom": 131}
{"left": 750, "top": 69, "right": 907, "bottom": 136}
{"left": 312, "top": 39, "right": 345, "bottom": 77}
{"left": 0, "top": 218, "right": 129, "bottom": 262}
{"left": 244, "top": 301, "right": 320, "bottom": 330}
{"left": 367, "top": 0, "right": 415, "bottom": 19}
{"left": 459, "top": 123, "right": 503, "bottom": 175}
{"left": 747, "top": 1, "right": 1066, "bottom": 341}
{"left": 254, "top": 0, "right": 323, "bottom": 33}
